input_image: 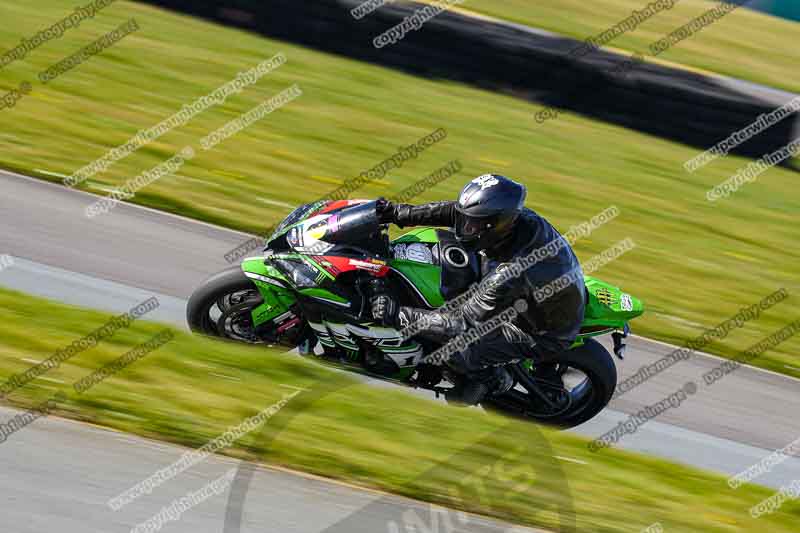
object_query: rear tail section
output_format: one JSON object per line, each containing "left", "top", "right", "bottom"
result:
{"left": 582, "top": 276, "right": 644, "bottom": 330}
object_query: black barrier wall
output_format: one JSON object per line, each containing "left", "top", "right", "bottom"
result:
{"left": 136, "top": 0, "right": 798, "bottom": 163}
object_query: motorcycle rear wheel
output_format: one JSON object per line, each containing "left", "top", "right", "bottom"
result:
{"left": 482, "top": 338, "right": 617, "bottom": 429}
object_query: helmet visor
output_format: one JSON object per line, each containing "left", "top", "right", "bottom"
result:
{"left": 455, "top": 209, "right": 497, "bottom": 242}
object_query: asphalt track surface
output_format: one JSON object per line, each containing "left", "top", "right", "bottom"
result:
{"left": 1, "top": 171, "right": 799, "bottom": 532}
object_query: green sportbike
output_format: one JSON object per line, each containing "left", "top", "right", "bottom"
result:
{"left": 188, "top": 199, "right": 643, "bottom": 428}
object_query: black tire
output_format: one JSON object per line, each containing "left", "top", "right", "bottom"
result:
{"left": 484, "top": 338, "right": 617, "bottom": 429}
{"left": 186, "top": 267, "right": 260, "bottom": 337}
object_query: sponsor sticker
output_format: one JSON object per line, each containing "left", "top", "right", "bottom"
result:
{"left": 405, "top": 243, "right": 433, "bottom": 264}
{"left": 621, "top": 293, "right": 633, "bottom": 311}
{"left": 472, "top": 174, "right": 499, "bottom": 190}
{"left": 349, "top": 259, "right": 383, "bottom": 272}
{"left": 393, "top": 243, "right": 407, "bottom": 260}
{"left": 596, "top": 288, "right": 614, "bottom": 307}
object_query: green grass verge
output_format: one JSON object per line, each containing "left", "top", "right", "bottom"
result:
{"left": 463, "top": 0, "right": 800, "bottom": 93}
{"left": 0, "top": 0, "right": 798, "bottom": 376}
{"left": 1, "top": 287, "right": 798, "bottom": 532}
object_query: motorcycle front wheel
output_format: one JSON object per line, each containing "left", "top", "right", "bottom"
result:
{"left": 186, "top": 266, "right": 262, "bottom": 342}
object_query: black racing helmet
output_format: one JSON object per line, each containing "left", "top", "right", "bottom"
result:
{"left": 454, "top": 174, "right": 526, "bottom": 248}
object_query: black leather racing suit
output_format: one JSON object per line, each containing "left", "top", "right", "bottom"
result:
{"left": 391, "top": 201, "right": 586, "bottom": 372}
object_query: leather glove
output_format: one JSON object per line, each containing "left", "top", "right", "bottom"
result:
{"left": 375, "top": 197, "right": 396, "bottom": 224}
{"left": 370, "top": 294, "right": 399, "bottom": 327}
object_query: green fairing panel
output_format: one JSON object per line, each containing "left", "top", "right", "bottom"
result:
{"left": 393, "top": 227, "right": 440, "bottom": 244}
{"left": 582, "top": 276, "right": 644, "bottom": 329}
{"left": 242, "top": 257, "right": 288, "bottom": 280}
{"left": 390, "top": 228, "right": 443, "bottom": 307}
{"left": 241, "top": 258, "right": 297, "bottom": 327}
{"left": 299, "top": 288, "right": 349, "bottom": 304}
{"left": 389, "top": 259, "right": 444, "bottom": 308}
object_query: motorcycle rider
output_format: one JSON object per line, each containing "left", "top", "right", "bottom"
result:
{"left": 371, "top": 174, "right": 586, "bottom": 405}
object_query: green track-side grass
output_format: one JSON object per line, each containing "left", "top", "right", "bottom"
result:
{"left": 0, "top": 288, "right": 798, "bottom": 533}
{"left": 463, "top": 0, "right": 800, "bottom": 93}
{"left": 0, "top": 1, "right": 798, "bottom": 376}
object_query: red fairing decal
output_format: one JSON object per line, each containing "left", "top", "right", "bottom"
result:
{"left": 316, "top": 255, "right": 389, "bottom": 277}
{"left": 313, "top": 255, "right": 342, "bottom": 276}
{"left": 317, "top": 200, "right": 350, "bottom": 215}
{"left": 317, "top": 199, "right": 371, "bottom": 215}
